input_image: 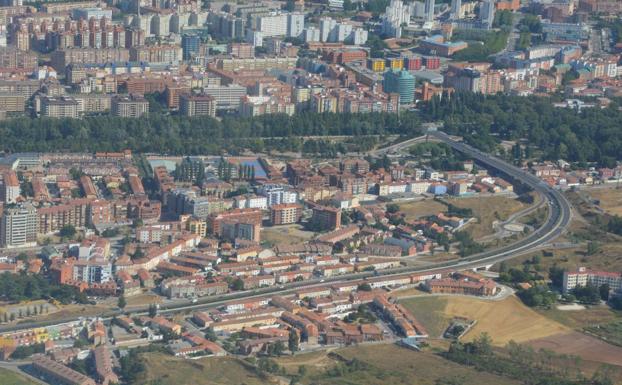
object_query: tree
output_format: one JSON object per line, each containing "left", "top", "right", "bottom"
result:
{"left": 288, "top": 329, "right": 299, "bottom": 353}
{"left": 231, "top": 278, "right": 244, "bottom": 291}
{"left": 148, "top": 304, "right": 157, "bottom": 318}
{"left": 357, "top": 283, "right": 372, "bottom": 291}
{"left": 205, "top": 327, "right": 217, "bottom": 342}
{"left": 599, "top": 284, "right": 610, "bottom": 301}
{"left": 131, "top": 247, "right": 145, "bottom": 261}
{"left": 587, "top": 241, "right": 600, "bottom": 256}
{"left": 59, "top": 224, "right": 77, "bottom": 239}
{"left": 117, "top": 295, "right": 127, "bottom": 309}
{"left": 386, "top": 204, "right": 400, "bottom": 214}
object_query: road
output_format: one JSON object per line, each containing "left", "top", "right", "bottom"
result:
{"left": 0, "top": 131, "right": 573, "bottom": 334}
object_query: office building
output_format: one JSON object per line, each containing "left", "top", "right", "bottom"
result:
{"left": 1, "top": 204, "right": 38, "bottom": 248}
{"left": 383, "top": 69, "right": 415, "bottom": 104}
{"left": 112, "top": 95, "right": 149, "bottom": 117}
{"left": 202, "top": 84, "right": 247, "bottom": 110}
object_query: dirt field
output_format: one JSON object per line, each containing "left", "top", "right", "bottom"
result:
{"left": 261, "top": 224, "right": 315, "bottom": 246}
{"left": 528, "top": 331, "right": 622, "bottom": 367}
{"left": 125, "top": 293, "right": 163, "bottom": 308}
{"left": 141, "top": 353, "right": 271, "bottom": 385}
{"left": 277, "top": 344, "right": 522, "bottom": 385}
{"left": 587, "top": 187, "right": 622, "bottom": 216}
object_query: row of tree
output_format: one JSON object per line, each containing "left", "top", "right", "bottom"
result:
{"left": 423, "top": 93, "right": 622, "bottom": 166}
{"left": 0, "top": 111, "right": 422, "bottom": 155}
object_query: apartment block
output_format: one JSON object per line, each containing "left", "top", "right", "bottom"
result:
{"left": 112, "top": 95, "right": 149, "bottom": 118}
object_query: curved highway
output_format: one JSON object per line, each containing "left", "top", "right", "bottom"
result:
{"left": 0, "top": 131, "right": 573, "bottom": 333}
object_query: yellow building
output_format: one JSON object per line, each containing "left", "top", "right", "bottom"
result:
{"left": 369, "top": 58, "right": 386, "bottom": 72}
{"left": 188, "top": 219, "right": 207, "bottom": 238}
{"left": 386, "top": 57, "right": 404, "bottom": 70}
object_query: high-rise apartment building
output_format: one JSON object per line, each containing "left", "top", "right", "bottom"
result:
{"left": 112, "top": 95, "right": 149, "bottom": 118}
{"left": 179, "top": 94, "right": 216, "bottom": 117}
{"left": 1, "top": 204, "right": 38, "bottom": 248}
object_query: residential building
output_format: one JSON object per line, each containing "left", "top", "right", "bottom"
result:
{"left": 32, "top": 355, "right": 96, "bottom": 385}
{"left": 270, "top": 203, "right": 302, "bottom": 225}
{"left": 1, "top": 171, "right": 20, "bottom": 204}
{"left": 311, "top": 205, "right": 341, "bottom": 231}
{"left": 40, "top": 96, "right": 79, "bottom": 118}
{"left": 1, "top": 203, "right": 38, "bottom": 248}
{"left": 179, "top": 94, "right": 217, "bottom": 117}
{"left": 112, "top": 95, "right": 149, "bottom": 117}
{"left": 563, "top": 267, "right": 622, "bottom": 294}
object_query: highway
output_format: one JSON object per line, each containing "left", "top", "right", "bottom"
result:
{"left": 0, "top": 131, "right": 573, "bottom": 334}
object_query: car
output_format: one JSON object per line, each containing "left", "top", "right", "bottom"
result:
{"left": 320, "top": 279, "right": 325, "bottom": 283}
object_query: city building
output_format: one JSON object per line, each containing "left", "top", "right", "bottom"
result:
{"left": 383, "top": 69, "right": 415, "bottom": 104}
{"left": 112, "top": 95, "right": 149, "bottom": 117}
{"left": 1, "top": 203, "right": 38, "bottom": 248}
{"left": 270, "top": 203, "right": 303, "bottom": 225}
{"left": 1, "top": 171, "right": 20, "bottom": 204}
{"left": 40, "top": 96, "right": 80, "bottom": 118}
{"left": 32, "top": 355, "right": 96, "bottom": 385}
{"left": 181, "top": 34, "right": 200, "bottom": 61}
{"left": 180, "top": 94, "right": 217, "bottom": 117}
{"left": 563, "top": 267, "right": 622, "bottom": 294}
{"left": 311, "top": 205, "right": 341, "bottom": 231}
{"left": 381, "top": 0, "right": 411, "bottom": 38}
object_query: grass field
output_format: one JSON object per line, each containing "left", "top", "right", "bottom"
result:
{"left": 447, "top": 196, "right": 526, "bottom": 239}
{"left": 400, "top": 295, "right": 568, "bottom": 346}
{"left": 261, "top": 224, "right": 315, "bottom": 247}
{"left": 584, "top": 320, "right": 622, "bottom": 347}
{"left": 140, "top": 353, "right": 271, "bottom": 385}
{"left": 537, "top": 305, "right": 621, "bottom": 330}
{"left": 398, "top": 196, "right": 527, "bottom": 239}
{"left": 445, "top": 296, "right": 568, "bottom": 345}
{"left": 277, "top": 344, "right": 522, "bottom": 385}
{"left": 398, "top": 199, "right": 447, "bottom": 220}
{"left": 587, "top": 187, "right": 622, "bottom": 216}
{"left": 0, "top": 368, "right": 38, "bottom": 385}
{"left": 399, "top": 296, "right": 450, "bottom": 338}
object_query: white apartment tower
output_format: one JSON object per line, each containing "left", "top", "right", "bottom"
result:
{"left": 381, "top": 0, "right": 411, "bottom": 38}
{"left": 424, "top": 0, "right": 435, "bottom": 22}
{"left": 450, "top": 0, "right": 462, "bottom": 19}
